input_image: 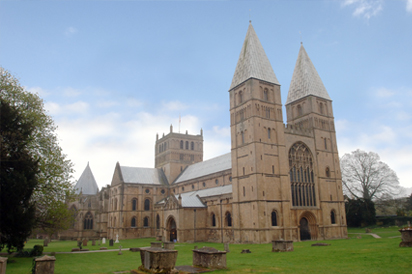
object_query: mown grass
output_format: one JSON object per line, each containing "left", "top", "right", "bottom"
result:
{"left": 3, "top": 227, "right": 411, "bottom": 274}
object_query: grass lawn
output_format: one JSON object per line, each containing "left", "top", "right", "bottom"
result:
{"left": 3, "top": 227, "right": 411, "bottom": 274}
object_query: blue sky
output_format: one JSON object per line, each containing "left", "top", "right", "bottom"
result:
{"left": 1, "top": 0, "right": 412, "bottom": 191}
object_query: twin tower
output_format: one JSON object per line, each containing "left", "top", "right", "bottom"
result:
{"left": 155, "top": 22, "right": 346, "bottom": 242}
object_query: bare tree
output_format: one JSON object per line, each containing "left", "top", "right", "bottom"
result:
{"left": 340, "top": 149, "right": 400, "bottom": 201}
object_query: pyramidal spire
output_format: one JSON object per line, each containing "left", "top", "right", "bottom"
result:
{"left": 286, "top": 44, "right": 331, "bottom": 105}
{"left": 74, "top": 163, "right": 99, "bottom": 195}
{"left": 229, "top": 22, "right": 279, "bottom": 91}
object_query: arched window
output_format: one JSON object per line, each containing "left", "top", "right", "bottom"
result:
{"left": 271, "top": 211, "right": 278, "bottom": 226}
{"left": 319, "top": 103, "right": 324, "bottom": 114}
{"left": 238, "top": 91, "right": 243, "bottom": 104}
{"left": 180, "top": 140, "right": 183, "bottom": 149}
{"left": 289, "top": 142, "right": 316, "bottom": 207}
{"left": 215, "top": 179, "right": 218, "bottom": 185}
{"left": 132, "top": 199, "right": 137, "bottom": 211}
{"left": 84, "top": 212, "right": 93, "bottom": 230}
{"left": 264, "top": 88, "right": 268, "bottom": 101}
{"left": 143, "top": 217, "right": 149, "bottom": 227}
{"left": 226, "top": 212, "right": 232, "bottom": 227}
{"left": 144, "top": 199, "right": 150, "bottom": 211}
{"left": 331, "top": 210, "right": 336, "bottom": 224}
{"left": 191, "top": 142, "right": 194, "bottom": 150}
{"left": 114, "top": 198, "right": 118, "bottom": 210}
{"left": 156, "top": 214, "right": 160, "bottom": 229}
{"left": 268, "top": 128, "right": 271, "bottom": 139}
{"left": 297, "top": 105, "right": 303, "bottom": 116}
{"left": 185, "top": 141, "right": 189, "bottom": 149}
{"left": 131, "top": 217, "right": 136, "bottom": 227}
{"left": 326, "top": 167, "right": 330, "bottom": 178}
{"left": 211, "top": 213, "right": 216, "bottom": 227}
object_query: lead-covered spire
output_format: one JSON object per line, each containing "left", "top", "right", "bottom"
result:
{"left": 74, "top": 162, "right": 99, "bottom": 195}
{"left": 229, "top": 22, "right": 279, "bottom": 91}
{"left": 286, "top": 44, "right": 331, "bottom": 104}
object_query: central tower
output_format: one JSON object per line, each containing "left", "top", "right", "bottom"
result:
{"left": 229, "top": 22, "right": 291, "bottom": 243}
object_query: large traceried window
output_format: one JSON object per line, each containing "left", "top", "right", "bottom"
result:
{"left": 84, "top": 212, "right": 93, "bottom": 230}
{"left": 289, "top": 142, "right": 316, "bottom": 207}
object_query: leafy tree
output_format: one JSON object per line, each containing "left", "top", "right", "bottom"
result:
{"left": 340, "top": 149, "right": 400, "bottom": 201}
{"left": 0, "top": 99, "right": 39, "bottom": 252}
{"left": 345, "top": 198, "right": 376, "bottom": 227}
{"left": 0, "top": 67, "right": 76, "bottom": 241}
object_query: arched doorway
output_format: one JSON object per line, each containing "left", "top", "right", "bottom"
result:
{"left": 166, "top": 217, "right": 177, "bottom": 242}
{"left": 299, "top": 217, "right": 311, "bottom": 240}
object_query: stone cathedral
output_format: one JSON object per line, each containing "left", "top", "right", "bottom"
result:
{"left": 61, "top": 23, "right": 348, "bottom": 243}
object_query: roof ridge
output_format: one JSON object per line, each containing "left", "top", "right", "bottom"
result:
{"left": 229, "top": 23, "right": 279, "bottom": 91}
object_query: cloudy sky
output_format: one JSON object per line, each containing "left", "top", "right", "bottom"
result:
{"left": 1, "top": 0, "right": 411, "bottom": 191}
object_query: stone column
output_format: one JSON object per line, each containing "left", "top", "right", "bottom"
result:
{"left": 0, "top": 257, "right": 8, "bottom": 274}
{"left": 34, "top": 255, "right": 56, "bottom": 274}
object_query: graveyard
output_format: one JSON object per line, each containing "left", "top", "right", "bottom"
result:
{"left": 1, "top": 227, "right": 411, "bottom": 274}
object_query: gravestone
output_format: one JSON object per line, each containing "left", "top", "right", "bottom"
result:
{"left": 272, "top": 240, "right": 294, "bottom": 252}
{"left": 139, "top": 247, "right": 178, "bottom": 273}
{"left": 109, "top": 239, "right": 114, "bottom": 246}
{"left": 100, "top": 247, "right": 107, "bottom": 250}
{"left": 163, "top": 242, "right": 174, "bottom": 250}
{"left": 102, "top": 237, "right": 106, "bottom": 244}
{"left": 92, "top": 240, "right": 96, "bottom": 246}
{"left": 193, "top": 246, "right": 227, "bottom": 269}
{"left": 43, "top": 238, "right": 49, "bottom": 247}
{"left": 118, "top": 245, "right": 123, "bottom": 255}
{"left": 0, "top": 257, "right": 8, "bottom": 274}
{"left": 34, "top": 255, "right": 56, "bottom": 274}
{"left": 82, "top": 239, "right": 88, "bottom": 247}
{"left": 399, "top": 227, "right": 412, "bottom": 247}
{"left": 224, "top": 243, "right": 230, "bottom": 253}
{"left": 241, "top": 249, "right": 251, "bottom": 253}
{"left": 115, "top": 234, "right": 119, "bottom": 243}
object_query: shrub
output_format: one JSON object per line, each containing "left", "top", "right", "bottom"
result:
{"left": 30, "top": 245, "right": 43, "bottom": 256}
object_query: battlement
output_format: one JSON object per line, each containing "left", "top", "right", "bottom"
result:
{"left": 284, "top": 123, "right": 313, "bottom": 137}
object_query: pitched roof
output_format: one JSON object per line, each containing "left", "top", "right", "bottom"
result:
{"left": 157, "top": 185, "right": 233, "bottom": 208}
{"left": 286, "top": 44, "right": 331, "bottom": 105}
{"left": 174, "top": 153, "right": 231, "bottom": 184}
{"left": 229, "top": 22, "right": 279, "bottom": 91}
{"left": 119, "top": 166, "right": 168, "bottom": 185}
{"left": 74, "top": 163, "right": 99, "bottom": 195}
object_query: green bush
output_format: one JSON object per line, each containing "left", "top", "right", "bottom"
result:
{"left": 30, "top": 245, "right": 43, "bottom": 256}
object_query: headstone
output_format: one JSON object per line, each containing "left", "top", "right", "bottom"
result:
{"left": 102, "top": 237, "right": 106, "bottom": 244}
{"left": 115, "top": 234, "right": 119, "bottom": 243}
{"left": 100, "top": 247, "right": 107, "bottom": 250}
{"left": 118, "top": 245, "right": 123, "bottom": 255}
{"left": 139, "top": 247, "right": 178, "bottom": 273}
{"left": 77, "top": 241, "right": 82, "bottom": 249}
{"left": 34, "top": 255, "right": 56, "bottom": 274}
{"left": 272, "top": 240, "right": 294, "bottom": 252}
{"left": 241, "top": 249, "right": 251, "bottom": 253}
{"left": 92, "top": 240, "right": 96, "bottom": 246}
{"left": 0, "top": 257, "right": 8, "bottom": 274}
{"left": 43, "top": 238, "right": 49, "bottom": 247}
{"left": 224, "top": 243, "right": 230, "bottom": 253}
{"left": 109, "top": 239, "right": 114, "bottom": 246}
{"left": 399, "top": 227, "right": 412, "bottom": 247}
{"left": 192, "top": 246, "right": 227, "bottom": 269}
{"left": 82, "top": 239, "right": 88, "bottom": 247}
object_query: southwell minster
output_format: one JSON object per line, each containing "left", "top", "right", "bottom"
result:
{"left": 60, "top": 22, "right": 348, "bottom": 243}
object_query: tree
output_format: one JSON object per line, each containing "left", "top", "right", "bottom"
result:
{"left": 340, "top": 149, "right": 400, "bottom": 201}
{"left": 0, "top": 99, "right": 39, "bottom": 252}
{"left": 0, "top": 68, "right": 76, "bottom": 244}
{"left": 345, "top": 198, "right": 376, "bottom": 227}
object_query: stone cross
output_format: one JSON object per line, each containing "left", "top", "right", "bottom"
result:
{"left": 115, "top": 234, "right": 119, "bottom": 243}
{"left": 118, "top": 245, "right": 122, "bottom": 255}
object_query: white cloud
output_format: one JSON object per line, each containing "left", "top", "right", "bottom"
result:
{"left": 375, "top": 87, "right": 394, "bottom": 98}
{"left": 162, "top": 100, "right": 188, "bottom": 112}
{"left": 65, "top": 27, "right": 78, "bottom": 37}
{"left": 27, "top": 86, "right": 49, "bottom": 97}
{"left": 62, "top": 87, "right": 82, "bottom": 97}
{"left": 342, "top": 0, "right": 383, "bottom": 19}
{"left": 407, "top": 0, "right": 412, "bottom": 12}
{"left": 45, "top": 101, "right": 89, "bottom": 116}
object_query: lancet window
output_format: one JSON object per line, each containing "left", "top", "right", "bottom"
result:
{"left": 289, "top": 142, "right": 316, "bottom": 207}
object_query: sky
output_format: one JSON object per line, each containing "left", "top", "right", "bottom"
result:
{"left": 1, "top": 0, "right": 412, "bottom": 192}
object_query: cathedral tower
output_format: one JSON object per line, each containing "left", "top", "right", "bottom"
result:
{"left": 285, "top": 44, "right": 346, "bottom": 238}
{"left": 229, "top": 22, "right": 290, "bottom": 243}
{"left": 155, "top": 125, "right": 203, "bottom": 184}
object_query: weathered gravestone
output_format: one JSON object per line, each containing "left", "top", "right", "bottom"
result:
{"left": 118, "top": 245, "right": 123, "bottom": 255}
{"left": 272, "top": 240, "right": 294, "bottom": 252}
{"left": 92, "top": 240, "right": 96, "bottom": 246}
{"left": 399, "top": 227, "right": 412, "bottom": 247}
{"left": 109, "top": 239, "right": 114, "bottom": 246}
{"left": 224, "top": 243, "right": 230, "bottom": 253}
{"left": 102, "top": 237, "right": 106, "bottom": 244}
{"left": 139, "top": 246, "right": 178, "bottom": 274}
{"left": 163, "top": 242, "right": 174, "bottom": 250}
{"left": 0, "top": 257, "right": 8, "bottom": 274}
{"left": 34, "top": 255, "right": 56, "bottom": 274}
{"left": 43, "top": 238, "right": 49, "bottom": 247}
{"left": 193, "top": 247, "right": 227, "bottom": 269}
{"left": 82, "top": 239, "right": 88, "bottom": 247}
